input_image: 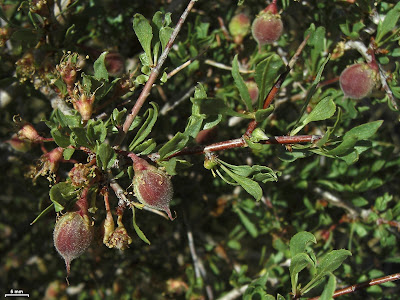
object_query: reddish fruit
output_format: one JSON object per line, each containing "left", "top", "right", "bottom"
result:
{"left": 129, "top": 154, "right": 174, "bottom": 220}
{"left": 252, "top": 3, "right": 283, "bottom": 47}
{"left": 229, "top": 13, "right": 251, "bottom": 44}
{"left": 53, "top": 212, "right": 93, "bottom": 275}
{"left": 339, "top": 62, "right": 378, "bottom": 99}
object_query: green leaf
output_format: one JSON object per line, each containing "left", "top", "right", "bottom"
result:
{"left": 93, "top": 51, "right": 109, "bottom": 81}
{"left": 54, "top": 109, "right": 81, "bottom": 129}
{"left": 376, "top": 3, "right": 400, "bottom": 44}
{"left": 63, "top": 148, "right": 75, "bottom": 160}
{"left": 220, "top": 164, "right": 263, "bottom": 201}
{"left": 306, "top": 25, "right": 326, "bottom": 76}
{"left": 87, "top": 119, "right": 107, "bottom": 144}
{"left": 235, "top": 207, "right": 259, "bottom": 238}
{"left": 51, "top": 128, "right": 70, "bottom": 148}
{"left": 96, "top": 142, "right": 116, "bottom": 170}
{"left": 30, "top": 203, "right": 54, "bottom": 225}
{"left": 158, "top": 132, "right": 190, "bottom": 159}
{"left": 303, "top": 249, "right": 351, "bottom": 294}
{"left": 255, "top": 106, "right": 274, "bottom": 123}
{"left": 132, "top": 207, "right": 151, "bottom": 245}
{"left": 327, "top": 120, "right": 383, "bottom": 156}
{"left": 319, "top": 274, "right": 336, "bottom": 300}
{"left": 290, "top": 253, "right": 315, "bottom": 295}
{"left": 290, "top": 56, "right": 331, "bottom": 135}
{"left": 184, "top": 114, "right": 204, "bottom": 139}
{"left": 159, "top": 157, "right": 192, "bottom": 176}
{"left": 194, "top": 98, "right": 252, "bottom": 118}
{"left": 129, "top": 102, "right": 158, "bottom": 150}
{"left": 160, "top": 26, "right": 173, "bottom": 51}
{"left": 291, "top": 97, "right": 336, "bottom": 136}
{"left": 232, "top": 54, "right": 253, "bottom": 111}
{"left": 217, "top": 160, "right": 278, "bottom": 183}
{"left": 70, "top": 127, "right": 93, "bottom": 149}
{"left": 243, "top": 272, "right": 270, "bottom": 299}
{"left": 302, "top": 97, "right": 336, "bottom": 125}
{"left": 49, "top": 182, "right": 79, "bottom": 212}
{"left": 289, "top": 231, "right": 317, "bottom": 257}
{"left": 133, "top": 14, "right": 153, "bottom": 66}
{"left": 132, "top": 139, "right": 157, "bottom": 155}
{"left": 316, "top": 249, "right": 351, "bottom": 278}
{"left": 254, "top": 54, "right": 285, "bottom": 108}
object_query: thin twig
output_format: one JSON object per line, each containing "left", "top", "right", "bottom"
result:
{"left": 184, "top": 212, "right": 214, "bottom": 299}
{"left": 245, "top": 34, "right": 310, "bottom": 137}
{"left": 308, "top": 273, "right": 400, "bottom": 299}
{"left": 313, "top": 187, "right": 359, "bottom": 218}
{"left": 166, "top": 135, "right": 321, "bottom": 159}
{"left": 216, "top": 285, "right": 249, "bottom": 300}
{"left": 112, "top": 0, "right": 197, "bottom": 147}
{"left": 204, "top": 59, "right": 254, "bottom": 74}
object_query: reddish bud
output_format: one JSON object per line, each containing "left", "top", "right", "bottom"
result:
{"left": 6, "top": 134, "right": 32, "bottom": 152}
{"left": 53, "top": 212, "right": 93, "bottom": 275}
{"left": 72, "top": 93, "right": 95, "bottom": 121}
{"left": 252, "top": 4, "right": 283, "bottom": 47}
{"left": 339, "top": 63, "right": 378, "bottom": 99}
{"left": 18, "top": 123, "right": 41, "bottom": 142}
{"left": 129, "top": 154, "right": 174, "bottom": 220}
{"left": 228, "top": 13, "right": 251, "bottom": 44}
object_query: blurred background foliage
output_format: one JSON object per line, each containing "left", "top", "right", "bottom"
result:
{"left": 1, "top": 0, "right": 400, "bottom": 299}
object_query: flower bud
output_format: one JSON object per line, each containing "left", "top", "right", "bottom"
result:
{"left": 339, "top": 62, "right": 379, "bottom": 99}
{"left": 129, "top": 154, "right": 174, "bottom": 220}
{"left": 53, "top": 212, "right": 93, "bottom": 275}
{"left": 6, "top": 134, "right": 32, "bottom": 152}
{"left": 17, "top": 123, "right": 41, "bottom": 142}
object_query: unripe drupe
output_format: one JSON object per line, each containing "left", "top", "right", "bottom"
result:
{"left": 53, "top": 212, "right": 93, "bottom": 275}
{"left": 252, "top": 2, "right": 283, "bottom": 47}
{"left": 339, "top": 62, "right": 378, "bottom": 99}
{"left": 129, "top": 153, "right": 174, "bottom": 220}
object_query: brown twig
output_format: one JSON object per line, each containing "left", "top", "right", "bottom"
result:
{"left": 245, "top": 34, "right": 310, "bottom": 137}
{"left": 112, "top": 0, "right": 197, "bottom": 147}
{"left": 308, "top": 273, "right": 400, "bottom": 299}
{"left": 166, "top": 134, "right": 321, "bottom": 159}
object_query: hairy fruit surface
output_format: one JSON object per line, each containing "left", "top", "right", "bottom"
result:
{"left": 53, "top": 212, "right": 93, "bottom": 275}
{"left": 252, "top": 11, "right": 283, "bottom": 46}
{"left": 339, "top": 63, "right": 378, "bottom": 99}
{"left": 130, "top": 154, "right": 174, "bottom": 220}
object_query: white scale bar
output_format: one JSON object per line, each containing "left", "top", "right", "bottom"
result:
{"left": 4, "top": 294, "right": 30, "bottom": 297}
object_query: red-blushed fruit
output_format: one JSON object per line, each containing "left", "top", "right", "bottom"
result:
{"left": 339, "top": 63, "right": 378, "bottom": 99}
{"left": 252, "top": 3, "right": 283, "bottom": 47}
{"left": 53, "top": 212, "right": 93, "bottom": 275}
{"left": 228, "top": 13, "right": 251, "bottom": 44}
{"left": 129, "top": 154, "right": 174, "bottom": 220}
